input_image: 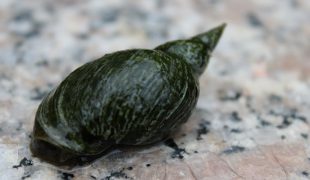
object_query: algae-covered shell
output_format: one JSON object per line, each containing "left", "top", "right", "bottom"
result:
{"left": 31, "top": 24, "right": 225, "bottom": 166}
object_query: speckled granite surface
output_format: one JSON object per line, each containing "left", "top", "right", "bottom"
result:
{"left": 0, "top": 0, "right": 310, "bottom": 179}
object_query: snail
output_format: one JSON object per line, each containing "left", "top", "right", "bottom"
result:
{"left": 30, "top": 24, "right": 226, "bottom": 166}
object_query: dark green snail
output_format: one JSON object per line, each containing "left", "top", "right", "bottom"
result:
{"left": 30, "top": 24, "right": 226, "bottom": 166}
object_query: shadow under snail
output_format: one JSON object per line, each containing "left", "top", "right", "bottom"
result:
{"left": 30, "top": 24, "right": 226, "bottom": 167}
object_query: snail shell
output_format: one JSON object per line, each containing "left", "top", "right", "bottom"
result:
{"left": 31, "top": 24, "right": 225, "bottom": 166}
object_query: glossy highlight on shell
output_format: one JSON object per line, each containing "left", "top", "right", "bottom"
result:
{"left": 30, "top": 24, "right": 226, "bottom": 166}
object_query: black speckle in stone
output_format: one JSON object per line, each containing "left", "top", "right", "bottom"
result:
{"left": 146, "top": 164, "right": 151, "bottom": 167}
{"left": 59, "top": 172, "right": 74, "bottom": 180}
{"left": 301, "top": 133, "right": 308, "bottom": 139}
{"left": 230, "top": 111, "right": 242, "bottom": 122}
{"left": 164, "top": 138, "right": 188, "bottom": 159}
{"left": 289, "top": 108, "right": 307, "bottom": 123}
{"left": 260, "top": 119, "right": 271, "bottom": 126}
{"left": 101, "top": 8, "right": 120, "bottom": 23}
{"left": 76, "top": 33, "right": 89, "bottom": 40}
{"left": 196, "top": 122, "right": 209, "bottom": 140}
{"left": 127, "top": 7, "right": 148, "bottom": 21}
{"left": 281, "top": 135, "right": 286, "bottom": 140}
{"left": 127, "top": 166, "right": 133, "bottom": 170}
{"left": 194, "top": 150, "right": 198, "bottom": 153}
{"left": 219, "top": 70, "right": 229, "bottom": 76}
{"left": 146, "top": 26, "right": 169, "bottom": 40}
{"left": 156, "top": 0, "right": 165, "bottom": 8}
{"left": 257, "top": 115, "right": 271, "bottom": 127}
{"left": 268, "top": 109, "right": 281, "bottom": 116}
{"left": 269, "top": 94, "right": 282, "bottom": 103}
{"left": 90, "top": 175, "right": 97, "bottom": 179}
{"left": 302, "top": 171, "right": 309, "bottom": 177}
{"left": 277, "top": 117, "right": 292, "bottom": 129}
{"left": 24, "top": 23, "right": 42, "bottom": 38}
{"left": 230, "top": 128, "right": 242, "bottom": 133}
{"left": 14, "top": 40, "right": 23, "bottom": 50}
{"left": 247, "top": 12, "right": 263, "bottom": 27}
{"left": 31, "top": 87, "right": 48, "bottom": 100}
{"left": 245, "top": 96, "right": 256, "bottom": 113}
{"left": 210, "top": 0, "right": 220, "bottom": 4}
{"left": 292, "top": 114, "right": 308, "bottom": 123}
{"left": 104, "top": 169, "right": 132, "bottom": 180}
{"left": 290, "top": 0, "right": 299, "bottom": 8}
{"left": 15, "top": 122, "right": 23, "bottom": 131}
{"left": 203, "top": 119, "right": 211, "bottom": 126}
{"left": 222, "top": 146, "right": 245, "bottom": 154}
{"left": 21, "top": 174, "right": 31, "bottom": 180}
{"left": 35, "top": 60, "right": 49, "bottom": 67}
{"left": 218, "top": 89, "right": 242, "bottom": 101}
{"left": 12, "top": 157, "right": 33, "bottom": 169}
{"left": 11, "top": 12, "right": 42, "bottom": 38}
{"left": 269, "top": 108, "right": 307, "bottom": 124}
{"left": 13, "top": 10, "right": 32, "bottom": 22}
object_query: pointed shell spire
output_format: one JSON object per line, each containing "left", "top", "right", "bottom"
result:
{"left": 192, "top": 23, "right": 226, "bottom": 51}
{"left": 155, "top": 23, "right": 226, "bottom": 76}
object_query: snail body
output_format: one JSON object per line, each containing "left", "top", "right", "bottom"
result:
{"left": 31, "top": 24, "right": 225, "bottom": 166}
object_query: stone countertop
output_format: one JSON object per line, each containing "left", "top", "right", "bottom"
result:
{"left": 0, "top": 0, "right": 310, "bottom": 179}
